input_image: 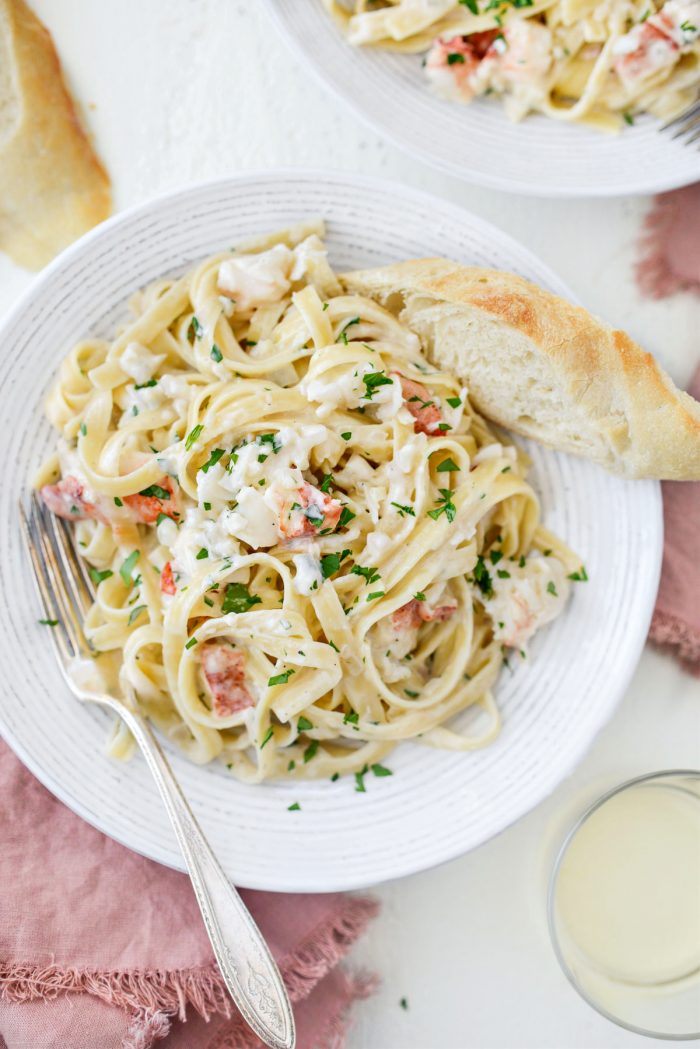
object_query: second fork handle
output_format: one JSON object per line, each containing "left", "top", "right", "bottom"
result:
{"left": 107, "top": 698, "right": 295, "bottom": 1049}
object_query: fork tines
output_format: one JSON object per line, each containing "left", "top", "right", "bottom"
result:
{"left": 660, "top": 98, "right": 700, "bottom": 146}
{"left": 20, "top": 492, "right": 95, "bottom": 663}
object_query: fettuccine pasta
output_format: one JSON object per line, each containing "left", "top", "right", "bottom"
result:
{"left": 36, "top": 222, "right": 584, "bottom": 783}
{"left": 324, "top": 0, "right": 700, "bottom": 130}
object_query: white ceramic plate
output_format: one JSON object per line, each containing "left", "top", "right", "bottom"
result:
{"left": 0, "top": 171, "right": 661, "bottom": 891}
{"left": 264, "top": 0, "right": 700, "bottom": 198}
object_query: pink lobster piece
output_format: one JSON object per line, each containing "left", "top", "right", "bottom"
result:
{"left": 201, "top": 642, "right": 255, "bottom": 717}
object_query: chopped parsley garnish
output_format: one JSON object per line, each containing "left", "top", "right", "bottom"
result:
{"left": 138, "top": 484, "right": 170, "bottom": 500}
{"left": 447, "top": 52, "right": 465, "bottom": 64}
{"left": 343, "top": 710, "right": 359, "bottom": 725}
{"left": 436, "top": 457, "right": 459, "bottom": 473}
{"left": 79, "top": 422, "right": 87, "bottom": 436}
{"left": 490, "top": 550, "right": 504, "bottom": 564}
{"left": 568, "top": 565, "right": 589, "bottom": 582}
{"left": 210, "top": 344, "right": 223, "bottom": 363}
{"left": 414, "top": 591, "right": 426, "bottom": 601}
{"left": 222, "top": 582, "right": 262, "bottom": 614}
{"left": 185, "top": 636, "right": 197, "bottom": 650}
{"left": 446, "top": 396, "right": 462, "bottom": 408}
{"left": 38, "top": 618, "right": 58, "bottom": 627}
{"left": 367, "top": 591, "right": 385, "bottom": 601}
{"left": 128, "top": 604, "right": 147, "bottom": 626}
{"left": 268, "top": 668, "right": 295, "bottom": 687}
{"left": 330, "top": 772, "right": 340, "bottom": 782}
{"left": 355, "top": 764, "right": 369, "bottom": 792}
{"left": 257, "top": 432, "right": 281, "bottom": 452}
{"left": 372, "top": 763, "right": 392, "bottom": 777}
{"left": 203, "top": 596, "right": 214, "bottom": 608}
{"left": 89, "top": 567, "right": 113, "bottom": 584}
{"left": 134, "top": 378, "right": 157, "bottom": 390}
{"left": 188, "top": 315, "right": 203, "bottom": 340}
{"left": 497, "top": 569, "right": 511, "bottom": 579}
{"left": 351, "top": 564, "right": 380, "bottom": 585}
{"left": 260, "top": 726, "right": 274, "bottom": 749}
{"left": 459, "top": 0, "right": 478, "bottom": 12}
{"left": 427, "top": 489, "right": 456, "bottom": 523}
{"left": 391, "top": 502, "right": 415, "bottom": 517}
{"left": 114, "top": 497, "right": 123, "bottom": 507}
{"left": 203, "top": 502, "right": 211, "bottom": 511}
{"left": 297, "top": 716, "right": 314, "bottom": 731}
{"left": 119, "top": 550, "right": 140, "bottom": 588}
{"left": 195, "top": 548, "right": 208, "bottom": 560}
{"left": 319, "top": 473, "right": 334, "bottom": 493}
{"left": 155, "top": 512, "right": 170, "bottom": 526}
{"left": 623, "top": 111, "right": 634, "bottom": 126}
{"left": 362, "top": 371, "right": 393, "bottom": 400}
{"left": 337, "top": 507, "right": 356, "bottom": 529}
{"left": 303, "top": 739, "right": 319, "bottom": 763}
{"left": 287, "top": 759, "right": 296, "bottom": 771}
{"left": 287, "top": 802, "right": 301, "bottom": 811}
{"left": 338, "top": 316, "right": 360, "bottom": 344}
{"left": 320, "top": 549, "right": 351, "bottom": 579}
{"left": 185, "top": 424, "right": 203, "bottom": 450}
{"left": 404, "top": 689, "right": 419, "bottom": 698}
{"left": 341, "top": 431, "right": 352, "bottom": 441}
{"left": 473, "top": 555, "right": 493, "bottom": 597}
{"left": 400, "top": 997, "right": 409, "bottom": 1011}
{"left": 547, "top": 581, "right": 558, "bottom": 596}
{"left": 200, "top": 448, "right": 225, "bottom": 473}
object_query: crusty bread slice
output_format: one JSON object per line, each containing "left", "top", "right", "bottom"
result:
{"left": 342, "top": 258, "right": 700, "bottom": 480}
{"left": 0, "top": 0, "right": 111, "bottom": 269}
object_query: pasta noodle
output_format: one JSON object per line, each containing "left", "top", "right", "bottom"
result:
{"left": 36, "top": 222, "right": 583, "bottom": 783}
{"left": 324, "top": 0, "right": 700, "bottom": 130}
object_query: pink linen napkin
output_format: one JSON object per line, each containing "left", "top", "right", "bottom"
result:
{"left": 636, "top": 186, "right": 700, "bottom": 673}
{"left": 637, "top": 183, "right": 700, "bottom": 299}
{"left": 648, "top": 365, "right": 700, "bottom": 675}
{"left": 0, "top": 739, "right": 378, "bottom": 1049}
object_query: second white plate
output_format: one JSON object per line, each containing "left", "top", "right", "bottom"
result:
{"left": 264, "top": 0, "right": 700, "bottom": 197}
{"left": 0, "top": 171, "right": 661, "bottom": 890}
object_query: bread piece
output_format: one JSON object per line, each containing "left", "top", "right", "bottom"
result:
{"left": 342, "top": 259, "right": 700, "bottom": 480}
{"left": 0, "top": 0, "right": 111, "bottom": 269}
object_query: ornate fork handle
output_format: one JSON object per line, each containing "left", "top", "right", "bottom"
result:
{"left": 106, "top": 696, "right": 295, "bottom": 1049}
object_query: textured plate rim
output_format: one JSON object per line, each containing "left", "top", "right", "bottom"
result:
{"left": 0, "top": 169, "right": 663, "bottom": 890}
{"left": 262, "top": 0, "right": 700, "bottom": 199}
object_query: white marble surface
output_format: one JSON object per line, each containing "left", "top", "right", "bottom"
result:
{"left": 1, "top": 3, "right": 698, "bottom": 1047}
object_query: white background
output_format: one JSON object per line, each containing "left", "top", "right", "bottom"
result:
{"left": 1, "top": 3, "right": 699, "bottom": 1047}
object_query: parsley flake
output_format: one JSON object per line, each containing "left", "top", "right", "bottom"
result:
{"left": 119, "top": 550, "right": 140, "bottom": 588}
{"left": 268, "top": 668, "right": 295, "bottom": 687}
{"left": 128, "top": 604, "right": 147, "bottom": 626}
{"left": 372, "top": 763, "right": 392, "bottom": 777}
{"left": 436, "top": 457, "right": 459, "bottom": 473}
{"left": 89, "top": 567, "right": 113, "bottom": 584}
{"left": 222, "top": 582, "right": 262, "bottom": 614}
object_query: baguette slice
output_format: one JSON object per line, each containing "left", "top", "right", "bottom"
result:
{"left": 0, "top": 0, "right": 111, "bottom": 269}
{"left": 342, "top": 259, "right": 700, "bottom": 480}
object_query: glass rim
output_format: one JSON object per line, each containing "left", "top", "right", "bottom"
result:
{"left": 547, "top": 768, "right": 700, "bottom": 1042}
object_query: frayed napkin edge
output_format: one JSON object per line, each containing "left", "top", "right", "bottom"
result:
{"left": 0, "top": 894, "right": 380, "bottom": 1049}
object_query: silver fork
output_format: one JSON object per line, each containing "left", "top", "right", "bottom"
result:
{"left": 19, "top": 491, "right": 295, "bottom": 1049}
{"left": 660, "top": 98, "right": 700, "bottom": 147}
